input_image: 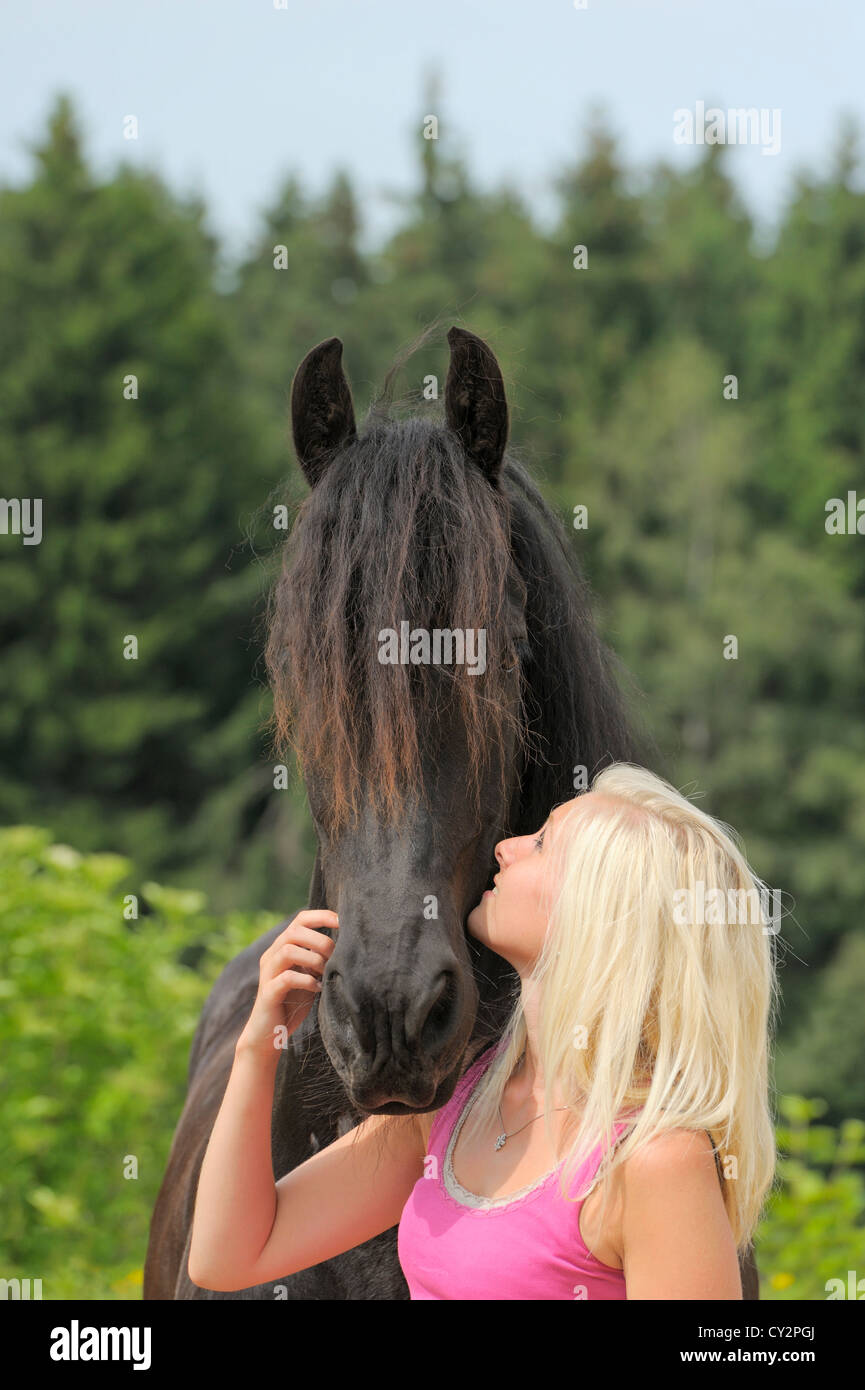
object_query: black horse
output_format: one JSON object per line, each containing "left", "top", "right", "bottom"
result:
{"left": 144, "top": 325, "right": 759, "bottom": 1300}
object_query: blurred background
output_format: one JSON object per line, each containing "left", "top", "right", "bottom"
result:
{"left": 1, "top": 0, "right": 863, "bottom": 1299}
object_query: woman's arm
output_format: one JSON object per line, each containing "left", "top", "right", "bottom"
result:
{"left": 188, "top": 1038, "right": 429, "bottom": 1292}
{"left": 187, "top": 1041, "right": 283, "bottom": 1289}
{"left": 620, "top": 1129, "right": 743, "bottom": 1299}
{"left": 188, "top": 907, "right": 430, "bottom": 1293}
{"left": 188, "top": 909, "right": 333, "bottom": 1289}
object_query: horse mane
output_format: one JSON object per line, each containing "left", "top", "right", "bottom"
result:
{"left": 263, "top": 330, "right": 652, "bottom": 1133}
{"left": 501, "top": 456, "right": 646, "bottom": 833}
{"left": 264, "top": 333, "right": 648, "bottom": 837}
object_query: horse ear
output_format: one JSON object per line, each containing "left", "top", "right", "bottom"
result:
{"left": 444, "top": 326, "right": 509, "bottom": 483}
{"left": 290, "top": 337, "right": 357, "bottom": 487}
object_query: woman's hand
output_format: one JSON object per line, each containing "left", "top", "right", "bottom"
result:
{"left": 236, "top": 910, "right": 339, "bottom": 1061}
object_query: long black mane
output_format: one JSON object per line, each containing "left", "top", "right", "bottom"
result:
{"left": 146, "top": 327, "right": 757, "bottom": 1301}
{"left": 494, "top": 449, "right": 647, "bottom": 832}
{"left": 263, "top": 352, "right": 650, "bottom": 1125}
{"left": 264, "top": 387, "right": 647, "bottom": 842}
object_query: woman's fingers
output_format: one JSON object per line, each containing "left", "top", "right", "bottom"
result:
{"left": 239, "top": 911, "right": 340, "bottom": 1056}
{"left": 266, "top": 969, "right": 322, "bottom": 1000}
{"left": 287, "top": 910, "right": 339, "bottom": 933}
{"left": 270, "top": 942, "right": 328, "bottom": 978}
{"left": 259, "top": 912, "right": 339, "bottom": 974}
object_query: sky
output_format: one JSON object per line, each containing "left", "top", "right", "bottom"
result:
{"left": 1, "top": 0, "right": 862, "bottom": 264}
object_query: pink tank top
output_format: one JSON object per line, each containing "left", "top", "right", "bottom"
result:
{"left": 398, "top": 1040, "right": 631, "bottom": 1300}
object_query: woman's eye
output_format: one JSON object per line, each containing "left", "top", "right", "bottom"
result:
{"left": 534, "top": 829, "right": 546, "bottom": 850}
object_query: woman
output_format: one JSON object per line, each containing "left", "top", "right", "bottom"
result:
{"left": 188, "top": 763, "right": 778, "bottom": 1299}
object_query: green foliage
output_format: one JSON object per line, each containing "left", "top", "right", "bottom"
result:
{"left": 0, "top": 95, "right": 289, "bottom": 910}
{"left": 1, "top": 90, "right": 864, "bottom": 1127}
{"left": 774, "top": 935, "right": 865, "bottom": 1117}
{"left": 1, "top": 829, "right": 861, "bottom": 1300}
{"left": 0, "top": 825, "right": 279, "bottom": 1299}
{"left": 755, "top": 1096, "right": 865, "bottom": 1300}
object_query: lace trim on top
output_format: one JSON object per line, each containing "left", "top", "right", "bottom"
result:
{"left": 438, "top": 1044, "right": 723, "bottom": 1214}
{"left": 442, "top": 1069, "right": 562, "bottom": 1210}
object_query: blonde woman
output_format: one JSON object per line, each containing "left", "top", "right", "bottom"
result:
{"left": 188, "top": 763, "right": 778, "bottom": 1300}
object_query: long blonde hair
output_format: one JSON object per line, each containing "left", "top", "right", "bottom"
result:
{"left": 461, "top": 762, "right": 780, "bottom": 1251}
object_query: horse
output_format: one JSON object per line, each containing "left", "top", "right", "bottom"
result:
{"left": 143, "top": 325, "right": 759, "bottom": 1300}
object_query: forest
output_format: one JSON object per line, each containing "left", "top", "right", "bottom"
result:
{"left": 1, "top": 92, "right": 863, "bottom": 1296}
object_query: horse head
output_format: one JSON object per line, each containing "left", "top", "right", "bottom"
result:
{"left": 266, "top": 326, "right": 635, "bottom": 1113}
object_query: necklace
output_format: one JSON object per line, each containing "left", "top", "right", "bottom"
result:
{"left": 494, "top": 1048, "right": 571, "bottom": 1151}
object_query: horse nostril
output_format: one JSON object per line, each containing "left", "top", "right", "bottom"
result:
{"left": 419, "top": 970, "right": 458, "bottom": 1051}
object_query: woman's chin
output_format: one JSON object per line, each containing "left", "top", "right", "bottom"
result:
{"left": 469, "top": 886, "right": 497, "bottom": 935}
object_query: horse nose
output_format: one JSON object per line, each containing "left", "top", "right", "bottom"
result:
{"left": 330, "top": 957, "right": 461, "bottom": 1062}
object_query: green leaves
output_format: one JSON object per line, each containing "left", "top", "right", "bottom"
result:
{"left": 0, "top": 824, "right": 277, "bottom": 1298}
{"left": 757, "top": 1098, "right": 865, "bottom": 1298}
{"left": 1, "top": 825, "right": 860, "bottom": 1299}
{"left": 2, "top": 93, "right": 864, "bottom": 1219}
{"left": 0, "top": 94, "right": 280, "bottom": 911}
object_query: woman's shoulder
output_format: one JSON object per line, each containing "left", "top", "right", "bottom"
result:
{"left": 591, "top": 1128, "right": 722, "bottom": 1250}
{"left": 621, "top": 1126, "right": 718, "bottom": 1171}
{"left": 617, "top": 1127, "right": 722, "bottom": 1204}
{"left": 612, "top": 1128, "right": 740, "bottom": 1298}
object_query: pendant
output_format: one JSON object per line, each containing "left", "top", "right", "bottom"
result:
{"left": 494, "top": 1133, "right": 507, "bottom": 1151}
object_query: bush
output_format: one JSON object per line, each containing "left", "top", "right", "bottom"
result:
{"left": 0, "top": 825, "right": 278, "bottom": 1299}
{"left": 1, "top": 826, "right": 862, "bottom": 1300}
{"left": 755, "top": 1095, "right": 865, "bottom": 1300}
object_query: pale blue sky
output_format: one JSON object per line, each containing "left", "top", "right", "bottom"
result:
{"left": 2, "top": 0, "right": 861, "bottom": 263}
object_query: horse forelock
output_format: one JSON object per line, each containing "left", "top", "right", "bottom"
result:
{"left": 264, "top": 405, "right": 640, "bottom": 835}
{"left": 265, "top": 414, "right": 526, "bottom": 831}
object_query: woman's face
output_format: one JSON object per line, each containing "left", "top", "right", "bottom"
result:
{"left": 467, "top": 794, "right": 597, "bottom": 973}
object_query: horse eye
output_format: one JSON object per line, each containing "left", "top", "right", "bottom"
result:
{"left": 505, "top": 636, "right": 530, "bottom": 668}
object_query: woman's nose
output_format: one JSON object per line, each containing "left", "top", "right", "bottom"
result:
{"left": 494, "top": 837, "right": 517, "bottom": 869}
